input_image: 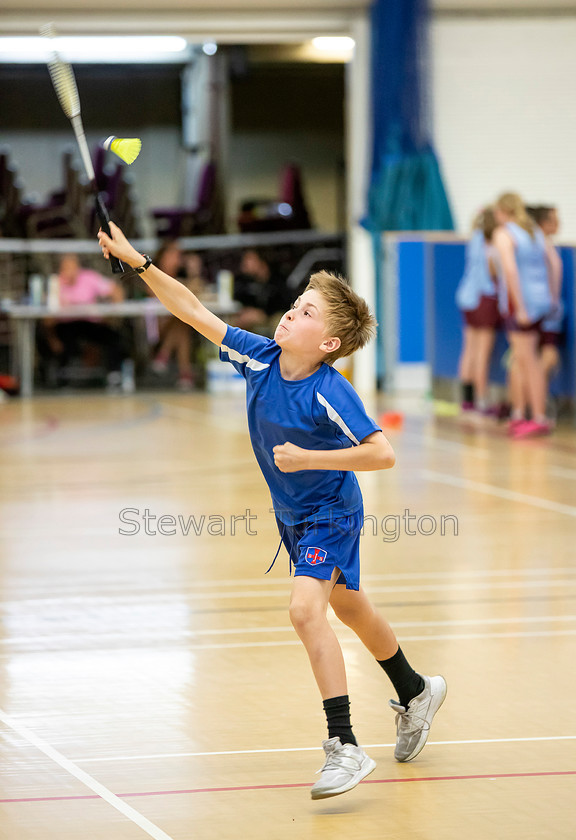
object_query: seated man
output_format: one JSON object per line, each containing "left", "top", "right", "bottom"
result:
{"left": 43, "top": 254, "right": 128, "bottom": 389}
{"left": 233, "top": 250, "right": 289, "bottom": 335}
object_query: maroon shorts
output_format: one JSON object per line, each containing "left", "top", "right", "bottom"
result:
{"left": 505, "top": 316, "right": 543, "bottom": 333}
{"left": 464, "top": 295, "right": 500, "bottom": 329}
{"left": 539, "top": 330, "right": 561, "bottom": 348}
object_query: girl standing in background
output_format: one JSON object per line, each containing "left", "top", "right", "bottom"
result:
{"left": 456, "top": 207, "right": 500, "bottom": 415}
{"left": 493, "top": 193, "right": 553, "bottom": 439}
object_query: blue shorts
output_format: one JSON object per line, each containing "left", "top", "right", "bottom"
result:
{"left": 276, "top": 510, "right": 363, "bottom": 591}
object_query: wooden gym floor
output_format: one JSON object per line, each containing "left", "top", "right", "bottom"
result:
{"left": 0, "top": 391, "right": 574, "bottom": 840}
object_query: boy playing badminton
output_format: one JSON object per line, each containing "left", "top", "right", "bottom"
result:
{"left": 98, "top": 223, "right": 447, "bottom": 799}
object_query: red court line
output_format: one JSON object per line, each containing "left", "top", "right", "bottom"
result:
{"left": 1, "top": 769, "right": 575, "bottom": 804}
{"left": 0, "top": 416, "right": 60, "bottom": 445}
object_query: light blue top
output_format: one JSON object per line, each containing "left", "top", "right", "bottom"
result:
{"left": 219, "top": 326, "right": 380, "bottom": 524}
{"left": 456, "top": 230, "right": 497, "bottom": 312}
{"left": 498, "top": 222, "right": 552, "bottom": 321}
{"left": 541, "top": 298, "right": 564, "bottom": 333}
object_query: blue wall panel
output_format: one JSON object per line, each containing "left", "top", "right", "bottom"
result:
{"left": 553, "top": 248, "right": 575, "bottom": 397}
{"left": 430, "top": 242, "right": 465, "bottom": 378}
{"left": 397, "top": 240, "right": 427, "bottom": 363}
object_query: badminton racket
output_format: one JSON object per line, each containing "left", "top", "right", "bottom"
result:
{"left": 41, "top": 24, "right": 124, "bottom": 274}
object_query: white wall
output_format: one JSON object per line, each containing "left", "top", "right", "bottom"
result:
{"left": 432, "top": 16, "right": 576, "bottom": 240}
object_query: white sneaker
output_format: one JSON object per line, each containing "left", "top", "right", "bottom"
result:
{"left": 106, "top": 371, "right": 122, "bottom": 393}
{"left": 151, "top": 357, "right": 168, "bottom": 375}
{"left": 310, "top": 737, "right": 376, "bottom": 800}
{"left": 389, "top": 674, "right": 447, "bottom": 762}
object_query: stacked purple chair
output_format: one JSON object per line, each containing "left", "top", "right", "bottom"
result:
{"left": 151, "top": 161, "right": 224, "bottom": 239}
{"left": 24, "top": 150, "right": 90, "bottom": 239}
{"left": 0, "top": 148, "right": 32, "bottom": 238}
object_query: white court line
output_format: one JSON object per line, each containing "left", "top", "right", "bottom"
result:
{"left": 3, "top": 567, "right": 575, "bottom": 607}
{"left": 75, "top": 734, "right": 576, "bottom": 763}
{"left": 17, "top": 576, "right": 576, "bottom": 604}
{"left": 550, "top": 466, "right": 576, "bottom": 481}
{"left": 1, "top": 627, "right": 574, "bottom": 660}
{"left": 5, "top": 566, "right": 575, "bottom": 596}
{"left": 5, "top": 614, "right": 576, "bottom": 648}
{"left": 422, "top": 470, "right": 576, "bottom": 518}
{"left": 196, "top": 578, "right": 576, "bottom": 599}
{"left": 361, "top": 566, "right": 576, "bottom": 582}
{"left": 6, "top": 576, "right": 576, "bottom": 608}
{"left": 187, "top": 613, "right": 576, "bottom": 636}
{"left": 140, "top": 627, "right": 576, "bottom": 651}
{"left": 0, "top": 709, "right": 174, "bottom": 840}
{"left": 175, "top": 567, "right": 576, "bottom": 586}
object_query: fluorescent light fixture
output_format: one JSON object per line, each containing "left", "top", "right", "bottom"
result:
{"left": 312, "top": 37, "right": 355, "bottom": 53}
{"left": 202, "top": 42, "right": 218, "bottom": 56}
{"left": 0, "top": 36, "right": 189, "bottom": 64}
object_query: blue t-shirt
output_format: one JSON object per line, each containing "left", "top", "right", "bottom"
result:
{"left": 219, "top": 326, "right": 381, "bottom": 524}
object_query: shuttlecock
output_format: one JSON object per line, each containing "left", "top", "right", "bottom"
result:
{"left": 103, "top": 136, "right": 142, "bottom": 165}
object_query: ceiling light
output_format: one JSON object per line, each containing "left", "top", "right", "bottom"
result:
{"left": 312, "top": 37, "right": 355, "bottom": 53}
{"left": 0, "top": 36, "right": 189, "bottom": 64}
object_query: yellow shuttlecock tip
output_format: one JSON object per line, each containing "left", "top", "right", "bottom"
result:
{"left": 103, "top": 136, "right": 142, "bottom": 165}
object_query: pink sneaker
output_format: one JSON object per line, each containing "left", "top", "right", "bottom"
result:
{"left": 507, "top": 418, "right": 525, "bottom": 434}
{"left": 512, "top": 420, "right": 551, "bottom": 439}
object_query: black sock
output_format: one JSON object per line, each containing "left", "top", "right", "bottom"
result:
{"left": 462, "top": 382, "right": 475, "bottom": 404}
{"left": 377, "top": 647, "right": 425, "bottom": 709}
{"left": 322, "top": 695, "right": 357, "bottom": 746}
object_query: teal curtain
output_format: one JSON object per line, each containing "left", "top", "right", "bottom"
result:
{"left": 363, "top": 0, "right": 454, "bottom": 233}
{"left": 362, "top": 0, "right": 453, "bottom": 383}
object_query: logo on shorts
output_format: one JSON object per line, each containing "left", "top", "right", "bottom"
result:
{"left": 306, "top": 547, "right": 328, "bottom": 566}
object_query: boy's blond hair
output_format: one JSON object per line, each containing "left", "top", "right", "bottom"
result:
{"left": 305, "top": 270, "right": 377, "bottom": 365}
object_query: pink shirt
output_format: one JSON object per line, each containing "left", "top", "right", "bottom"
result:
{"left": 59, "top": 268, "right": 114, "bottom": 306}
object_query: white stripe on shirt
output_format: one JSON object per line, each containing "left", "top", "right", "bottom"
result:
{"left": 221, "top": 345, "right": 270, "bottom": 371}
{"left": 316, "top": 392, "right": 360, "bottom": 445}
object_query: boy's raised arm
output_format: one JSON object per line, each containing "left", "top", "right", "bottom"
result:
{"left": 98, "top": 222, "right": 228, "bottom": 347}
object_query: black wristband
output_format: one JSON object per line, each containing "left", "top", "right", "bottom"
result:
{"left": 133, "top": 255, "right": 153, "bottom": 274}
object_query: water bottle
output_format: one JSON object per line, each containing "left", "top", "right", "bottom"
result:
{"left": 216, "top": 269, "right": 233, "bottom": 305}
{"left": 47, "top": 274, "right": 60, "bottom": 311}
{"left": 121, "top": 358, "right": 135, "bottom": 393}
{"left": 29, "top": 274, "right": 44, "bottom": 306}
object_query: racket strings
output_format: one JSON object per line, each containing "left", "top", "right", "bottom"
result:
{"left": 46, "top": 59, "right": 80, "bottom": 120}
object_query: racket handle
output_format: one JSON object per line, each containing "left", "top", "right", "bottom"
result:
{"left": 95, "top": 194, "right": 125, "bottom": 275}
